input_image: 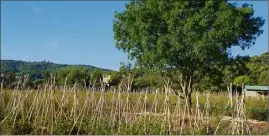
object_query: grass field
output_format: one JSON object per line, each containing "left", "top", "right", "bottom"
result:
{"left": 0, "top": 82, "right": 268, "bottom": 135}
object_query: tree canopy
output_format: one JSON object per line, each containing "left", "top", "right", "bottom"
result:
{"left": 113, "top": 0, "right": 264, "bottom": 105}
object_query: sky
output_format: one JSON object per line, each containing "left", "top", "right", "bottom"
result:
{"left": 1, "top": 1, "right": 268, "bottom": 71}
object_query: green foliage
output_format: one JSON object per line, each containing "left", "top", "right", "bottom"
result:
{"left": 109, "top": 71, "right": 122, "bottom": 86}
{"left": 66, "top": 68, "right": 90, "bottom": 87}
{"left": 133, "top": 77, "right": 151, "bottom": 89}
{"left": 233, "top": 75, "right": 250, "bottom": 85}
{"left": 90, "top": 69, "right": 104, "bottom": 86}
{"left": 32, "top": 79, "right": 45, "bottom": 86}
{"left": 223, "top": 56, "right": 250, "bottom": 85}
{"left": 119, "top": 62, "right": 133, "bottom": 75}
{"left": 1, "top": 60, "right": 112, "bottom": 89}
{"left": 247, "top": 52, "right": 268, "bottom": 85}
{"left": 0, "top": 118, "right": 34, "bottom": 135}
{"left": 1, "top": 51, "right": 268, "bottom": 91}
{"left": 113, "top": 0, "right": 264, "bottom": 103}
{"left": 247, "top": 107, "right": 268, "bottom": 121}
{"left": 258, "top": 71, "right": 268, "bottom": 85}
{"left": 53, "top": 119, "right": 88, "bottom": 135}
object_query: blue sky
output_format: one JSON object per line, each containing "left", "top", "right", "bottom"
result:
{"left": 1, "top": 1, "right": 268, "bottom": 71}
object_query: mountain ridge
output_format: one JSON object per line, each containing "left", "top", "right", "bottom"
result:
{"left": 1, "top": 59, "right": 113, "bottom": 74}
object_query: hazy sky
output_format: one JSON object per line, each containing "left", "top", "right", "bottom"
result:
{"left": 1, "top": 1, "right": 268, "bottom": 70}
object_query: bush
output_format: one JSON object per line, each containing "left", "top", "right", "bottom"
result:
{"left": 247, "top": 107, "right": 268, "bottom": 121}
{"left": 132, "top": 77, "right": 151, "bottom": 89}
{"left": 14, "top": 120, "right": 34, "bottom": 135}
{"left": 0, "top": 118, "right": 14, "bottom": 135}
{"left": 53, "top": 119, "right": 88, "bottom": 135}
{"left": 0, "top": 118, "right": 34, "bottom": 135}
{"left": 32, "top": 79, "right": 45, "bottom": 85}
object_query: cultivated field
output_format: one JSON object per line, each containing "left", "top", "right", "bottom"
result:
{"left": 0, "top": 79, "right": 268, "bottom": 135}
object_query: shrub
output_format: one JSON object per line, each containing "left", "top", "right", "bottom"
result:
{"left": 53, "top": 119, "right": 89, "bottom": 135}
{"left": 0, "top": 117, "right": 34, "bottom": 135}
{"left": 14, "top": 119, "right": 34, "bottom": 135}
{"left": 247, "top": 107, "right": 268, "bottom": 121}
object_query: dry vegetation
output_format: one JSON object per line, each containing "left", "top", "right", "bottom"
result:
{"left": 0, "top": 76, "right": 268, "bottom": 135}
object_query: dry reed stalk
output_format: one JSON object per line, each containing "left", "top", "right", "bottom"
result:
{"left": 40, "top": 84, "right": 48, "bottom": 134}
{"left": 62, "top": 86, "right": 74, "bottom": 112}
{"left": 49, "top": 76, "right": 57, "bottom": 134}
{"left": 70, "top": 85, "right": 92, "bottom": 135}
{"left": 0, "top": 79, "right": 4, "bottom": 110}
{"left": 109, "top": 88, "right": 118, "bottom": 134}
{"left": 95, "top": 79, "right": 107, "bottom": 122}
{"left": 134, "top": 91, "right": 143, "bottom": 122}
{"left": 33, "top": 88, "right": 44, "bottom": 133}
{"left": 172, "top": 94, "right": 182, "bottom": 134}
{"left": 25, "top": 88, "right": 40, "bottom": 122}
{"left": 86, "top": 79, "right": 97, "bottom": 116}
{"left": 116, "top": 87, "right": 122, "bottom": 134}
{"left": 89, "top": 86, "right": 97, "bottom": 116}
{"left": 109, "top": 88, "right": 117, "bottom": 133}
{"left": 11, "top": 76, "right": 31, "bottom": 128}
{"left": 163, "top": 80, "right": 172, "bottom": 134}
{"left": 57, "top": 76, "right": 68, "bottom": 120}
{"left": 33, "top": 86, "right": 45, "bottom": 132}
{"left": 66, "top": 82, "right": 80, "bottom": 134}
{"left": 214, "top": 84, "right": 234, "bottom": 135}
{"left": 53, "top": 90, "right": 67, "bottom": 121}
{"left": 109, "top": 88, "right": 116, "bottom": 119}
{"left": 215, "top": 83, "right": 251, "bottom": 135}
{"left": 95, "top": 88, "right": 103, "bottom": 118}
{"left": 1, "top": 81, "right": 20, "bottom": 122}
{"left": 229, "top": 83, "right": 233, "bottom": 108}
{"left": 84, "top": 78, "right": 87, "bottom": 91}
{"left": 39, "top": 76, "right": 53, "bottom": 134}
{"left": 179, "top": 94, "right": 192, "bottom": 135}
{"left": 149, "top": 88, "right": 161, "bottom": 131}
{"left": 0, "top": 78, "right": 3, "bottom": 94}
{"left": 186, "top": 93, "right": 193, "bottom": 128}
{"left": 203, "top": 91, "right": 210, "bottom": 134}
{"left": 0, "top": 77, "right": 32, "bottom": 127}
{"left": 228, "top": 84, "right": 250, "bottom": 135}
{"left": 41, "top": 81, "right": 56, "bottom": 135}
{"left": 229, "top": 91, "right": 239, "bottom": 135}
{"left": 6, "top": 78, "right": 21, "bottom": 113}
{"left": 123, "top": 74, "right": 133, "bottom": 126}
{"left": 12, "top": 89, "right": 33, "bottom": 127}
{"left": 76, "top": 89, "right": 92, "bottom": 135}
{"left": 142, "top": 89, "right": 148, "bottom": 134}
{"left": 70, "top": 82, "right": 78, "bottom": 121}
{"left": 89, "top": 78, "right": 108, "bottom": 134}
{"left": 193, "top": 91, "right": 203, "bottom": 132}
{"left": 151, "top": 89, "right": 159, "bottom": 114}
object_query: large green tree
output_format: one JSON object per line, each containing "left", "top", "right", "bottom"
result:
{"left": 113, "top": 0, "right": 264, "bottom": 105}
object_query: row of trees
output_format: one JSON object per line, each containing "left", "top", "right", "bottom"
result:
{"left": 1, "top": 52, "right": 267, "bottom": 91}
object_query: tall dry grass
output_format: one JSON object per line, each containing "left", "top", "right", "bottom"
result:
{"left": 0, "top": 76, "right": 268, "bottom": 135}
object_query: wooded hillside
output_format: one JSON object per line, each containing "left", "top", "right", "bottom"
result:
{"left": 0, "top": 52, "right": 268, "bottom": 90}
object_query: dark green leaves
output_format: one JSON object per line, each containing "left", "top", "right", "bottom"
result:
{"left": 114, "top": 0, "right": 264, "bottom": 88}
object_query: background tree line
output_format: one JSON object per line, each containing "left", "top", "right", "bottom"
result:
{"left": 1, "top": 51, "right": 267, "bottom": 90}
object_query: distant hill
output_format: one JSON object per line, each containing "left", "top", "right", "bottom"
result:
{"left": 1, "top": 60, "right": 112, "bottom": 76}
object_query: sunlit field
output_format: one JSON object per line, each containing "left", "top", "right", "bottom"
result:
{"left": 0, "top": 79, "right": 268, "bottom": 135}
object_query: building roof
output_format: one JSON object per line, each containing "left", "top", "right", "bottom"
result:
{"left": 245, "top": 85, "right": 268, "bottom": 91}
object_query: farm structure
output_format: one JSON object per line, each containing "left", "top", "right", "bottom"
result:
{"left": 244, "top": 85, "right": 268, "bottom": 97}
